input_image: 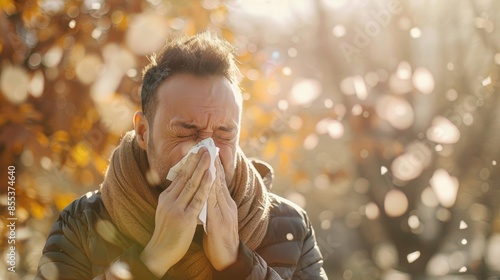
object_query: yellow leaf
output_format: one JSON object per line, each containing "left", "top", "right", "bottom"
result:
{"left": 55, "top": 193, "right": 77, "bottom": 212}
{"left": 37, "top": 131, "right": 49, "bottom": 147}
{"left": 262, "top": 141, "right": 277, "bottom": 159}
{"left": 30, "top": 202, "right": 46, "bottom": 219}
{"left": 0, "top": 0, "right": 16, "bottom": 15}
{"left": 280, "top": 153, "right": 290, "bottom": 171}
{"left": 53, "top": 130, "right": 70, "bottom": 142}
{"left": 70, "top": 141, "right": 91, "bottom": 167}
{"left": 95, "top": 154, "right": 109, "bottom": 173}
{"left": 280, "top": 135, "right": 299, "bottom": 150}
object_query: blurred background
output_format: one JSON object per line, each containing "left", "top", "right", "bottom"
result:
{"left": 1, "top": 0, "right": 500, "bottom": 279}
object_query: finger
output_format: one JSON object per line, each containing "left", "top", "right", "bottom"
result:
{"left": 186, "top": 169, "right": 212, "bottom": 213}
{"left": 208, "top": 174, "right": 218, "bottom": 209}
{"left": 165, "top": 148, "right": 208, "bottom": 198}
{"left": 215, "top": 156, "right": 227, "bottom": 188}
{"left": 205, "top": 182, "right": 226, "bottom": 234}
{"left": 178, "top": 149, "right": 210, "bottom": 205}
{"left": 163, "top": 171, "right": 187, "bottom": 199}
{"left": 212, "top": 160, "right": 235, "bottom": 215}
{"left": 221, "top": 183, "right": 237, "bottom": 211}
{"left": 206, "top": 180, "right": 220, "bottom": 228}
{"left": 215, "top": 178, "right": 233, "bottom": 214}
{"left": 182, "top": 147, "right": 209, "bottom": 180}
{"left": 215, "top": 157, "right": 234, "bottom": 207}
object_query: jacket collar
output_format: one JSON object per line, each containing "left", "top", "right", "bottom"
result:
{"left": 250, "top": 158, "right": 274, "bottom": 191}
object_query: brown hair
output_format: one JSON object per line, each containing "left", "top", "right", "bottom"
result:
{"left": 140, "top": 31, "right": 240, "bottom": 120}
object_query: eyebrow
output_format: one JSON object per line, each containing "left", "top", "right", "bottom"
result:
{"left": 172, "top": 121, "right": 236, "bottom": 132}
{"left": 177, "top": 123, "right": 197, "bottom": 130}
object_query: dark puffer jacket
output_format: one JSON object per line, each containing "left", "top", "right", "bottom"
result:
{"left": 36, "top": 190, "right": 328, "bottom": 280}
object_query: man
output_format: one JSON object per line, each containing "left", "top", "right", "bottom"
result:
{"left": 37, "top": 32, "right": 328, "bottom": 280}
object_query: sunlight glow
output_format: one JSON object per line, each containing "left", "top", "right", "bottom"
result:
{"left": 413, "top": 67, "right": 435, "bottom": 94}
{"left": 427, "top": 254, "right": 449, "bottom": 276}
{"left": 374, "top": 243, "right": 398, "bottom": 269}
{"left": 376, "top": 95, "right": 414, "bottom": 130}
{"left": 365, "top": 202, "right": 380, "bottom": 220}
{"left": 430, "top": 169, "right": 459, "bottom": 208}
{"left": 237, "top": 0, "right": 310, "bottom": 23}
{"left": 384, "top": 189, "right": 408, "bottom": 217}
{"left": 421, "top": 187, "right": 439, "bottom": 208}
{"left": 289, "top": 78, "right": 322, "bottom": 106}
{"left": 29, "top": 70, "right": 44, "bottom": 97}
{"left": 1, "top": 64, "right": 30, "bottom": 104}
{"left": 486, "top": 235, "right": 500, "bottom": 271}
{"left": 316, "top": 118, "right": 345, "bottom": 139}
{"left": 126, "top": 13, "right": 169, "bottom": 55}
{"left": 426, "top": 116, "right": 461, "bottom": 144}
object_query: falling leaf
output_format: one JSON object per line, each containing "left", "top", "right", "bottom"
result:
{"left": 459, "top": 220, "right": 468, "bottom": 229}
{"left": 407, "top": 251, "right": 421, "bottom": 263}
{"left": 482, "top": 76, "right": 491, "bottom": 86}
{"left": 381, "top": 166, "right": 388, "bottom": 175}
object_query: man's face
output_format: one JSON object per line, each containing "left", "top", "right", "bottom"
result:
{"left": 135, "top": 73, "right": 242, "bottom": 190}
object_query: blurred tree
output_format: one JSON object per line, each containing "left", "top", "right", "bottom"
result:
{"left": 0, "top": 0, "right": 237, "bottom": 277}
{"left": 226, "top": 0, "right": 500, "bottom": 279}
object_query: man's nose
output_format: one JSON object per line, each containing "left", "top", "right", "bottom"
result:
{"left": 198, "top": 131, "right": 213, "bottom": 140}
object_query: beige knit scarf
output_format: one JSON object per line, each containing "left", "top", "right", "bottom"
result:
{"left": 100, "top": 130, "right": 271, "bottom": 279}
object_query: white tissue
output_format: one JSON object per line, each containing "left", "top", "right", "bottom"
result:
{"left": 166, "top": 138, "right": 219, "bottom": 232}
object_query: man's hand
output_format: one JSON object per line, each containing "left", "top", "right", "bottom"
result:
{"left": 203, "top": 156, "right": 240, "bottom": 271}
{"left": 140, "top": 148, "right": 212, "bottom": 278}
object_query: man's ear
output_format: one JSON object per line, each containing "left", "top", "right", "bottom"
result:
{"left": 134, "top": 111, "right": 149, "bottom": 150}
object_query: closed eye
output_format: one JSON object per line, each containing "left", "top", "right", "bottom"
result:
{"left": 215, "top": 131, "right": 236, "bottom": 141}
{"left": 178, "top": 134, "right": 197, "bottom": 139}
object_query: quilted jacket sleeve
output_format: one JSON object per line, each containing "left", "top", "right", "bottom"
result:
{"left": 212, "top": 205, "right": 328, "bottom": 280}
{"left": 35, "top": 195, "right": 159, "bottom": 280}
{"left": 292, "top": 222, "right": 328, "bottom": 280}
{"left": 36, "top": 208, "right": 94, "bottom": 279}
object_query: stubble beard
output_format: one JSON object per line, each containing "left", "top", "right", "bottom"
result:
{"left": 147, "top": 131, "right": 171, "bottom": 191}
